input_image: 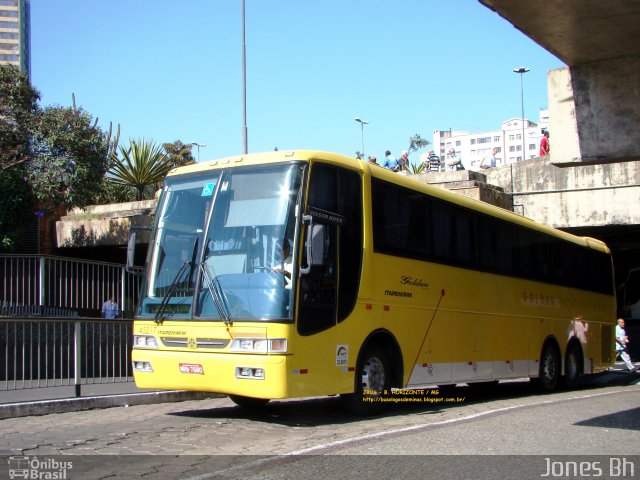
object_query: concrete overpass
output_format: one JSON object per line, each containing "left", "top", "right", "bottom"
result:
{"left": 479, "top": 0, "right": 640, "bottom": 166}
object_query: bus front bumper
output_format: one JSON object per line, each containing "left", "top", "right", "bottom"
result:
{"left": 132, "top": 349, "right": 290, "bottom": 399}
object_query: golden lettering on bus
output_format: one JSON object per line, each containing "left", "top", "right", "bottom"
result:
{"left": 400, "top": 276, "right": 429, "bottom": 289}
{"left": 522, "top": 291, "right": 560, "bottom": 308}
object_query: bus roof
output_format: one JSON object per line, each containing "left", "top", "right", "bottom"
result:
{"left": 168, "top": 150, "right": 610, "bottom": 255}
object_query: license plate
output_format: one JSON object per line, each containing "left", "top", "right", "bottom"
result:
{"left": 179, "top": 363, "right": 204, "bottom": 374}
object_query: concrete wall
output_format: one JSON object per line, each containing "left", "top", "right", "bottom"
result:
{"left": 412, "top": 170, "right": 512, "bottom": 211}
{"left": 56, "top": 200, "right": 156, "bottom": 248}
{"left": 484, "top": 156, "right": 640, "bottom": 228}
{"left": 549, "top": 60, "right": 640, "bottom": 166}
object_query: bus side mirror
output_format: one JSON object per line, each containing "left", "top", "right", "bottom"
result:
{"left": 126, "top": 232, "right": 143, "bottom": 276}
{"left": 300, "top": 216, "right": 325, "bottom": 275}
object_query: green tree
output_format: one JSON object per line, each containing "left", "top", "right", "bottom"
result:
{"left": 407, "top": 133, "right": 430, "bottom": 156}
{"left": 0, "top": 65, "right": 39, "bottom": 248}
{"left": 404, "top": 134, "right": 431, "bottom": 174}
{"left": 0, "top": 167, "right": 34, "bottom": 249}
{"left": 0, "top": 67, "right": 120, "bottom": 249}
{"left": 0, "top": 65, "right": 39, "bottom": 171}
{"left": 94, "top": 176, "right": 137, "bottom": 205}
{"left": 108, "top": 138, "right": 173, "bottom": 201}
{"left": 29, "top": 105, "right": 111, "bottom": 209}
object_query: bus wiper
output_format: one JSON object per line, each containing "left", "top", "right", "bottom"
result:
{"left": 200, "top": 263, "right": 231, "bottom": 325}
{"left": 154, "top": 260, "right": 190, "bottom": 324}
{"left": 154, "top": 238, "right": 199, "bottom": 324}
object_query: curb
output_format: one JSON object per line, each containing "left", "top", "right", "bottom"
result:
{"left": 0, "top": 391, "right": 224, "bottom": 420}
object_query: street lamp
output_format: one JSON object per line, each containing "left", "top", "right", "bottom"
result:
{"left": 513, "top": 67, "right": 530, "bottom": 162}
{"left": 354, "top": 117, "right": 369, "bottom": 159}
{"left": 241, "top": 0, "right": 248, "bottom": 154}
{"left": 191, "top": 142, "right": 206, "bottom": 162}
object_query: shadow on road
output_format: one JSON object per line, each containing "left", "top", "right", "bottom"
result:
{"left": 168, "top": 371, "right": 639, "bottom": 427}
{"left": 574, "top": 406, "right": 640, "bottom": 431}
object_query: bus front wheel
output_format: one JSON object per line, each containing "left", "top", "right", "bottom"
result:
{"left": 340, "top": 346, "right": 390, "bottom": 415}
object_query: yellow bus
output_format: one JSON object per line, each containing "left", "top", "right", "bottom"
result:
{"left": 130, "top": 150, "right": 616, "bottom": 413}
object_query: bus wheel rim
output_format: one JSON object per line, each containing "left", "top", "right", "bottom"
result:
{"left": 362, "top": 357, "right": 386, "bottom": 392}
{"left": 543, "top": 350, "right": 557, "bottom": 385}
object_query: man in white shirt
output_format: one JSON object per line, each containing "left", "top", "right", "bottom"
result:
{"left": 616, "top": 318, "right": 637, "bottom": 372}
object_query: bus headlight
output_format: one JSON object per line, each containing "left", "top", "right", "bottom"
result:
{"left": 229, "top": 338, "right": 287, "bottom": 353}
{"left": 134, "top": 335, "right": 158, "bottom": 349}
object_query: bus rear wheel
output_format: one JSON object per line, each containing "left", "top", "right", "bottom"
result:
{"left": 564, "top": 343, "right": 582, "bottom": 389}
{"left": 535, "top": 343, "right": 560, "bottom": 392}
{"left": 229, "top": 395, "right": 270, "bottom": 410}
{"left": 340, "top": 346, "right": 390, "bottom": 415}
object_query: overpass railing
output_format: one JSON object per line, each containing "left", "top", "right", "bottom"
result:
{"left": 1, "top": 317, "right": 133, "bottom": 396}
{"left": 0, "top": 254, "right": 141, "bottom": 319}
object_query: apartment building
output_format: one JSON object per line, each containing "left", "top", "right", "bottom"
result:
{"left": 429, "top": 109, "right": 549, "bottom": 170}
{"left": 0, "top": 0, "right": 30, "bottom": 77}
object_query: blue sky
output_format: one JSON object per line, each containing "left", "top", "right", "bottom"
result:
{"left": 31, "top": 0, "right": 564, "bottom": 163}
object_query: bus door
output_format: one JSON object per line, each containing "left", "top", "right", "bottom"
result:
{"left": 292, "top": 212, "right": 339, "bottom": 392}
{"left": 292, "top": 162, "right": 363, "bottom": 395}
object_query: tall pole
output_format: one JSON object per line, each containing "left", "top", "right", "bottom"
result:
{"left": 355, "top": 117, "right": 369, "bottom": 158}
{"left": 191, "top": 142, "right": 206, "bottom": 162}
{"left": 520, "top": 73, "right": 525, "bottom": 160}
{"left": 242, "top": 0, "right": 248, "bottom": 154}
{"left": 513, "top": 67, "right": 529, "bottom": 161}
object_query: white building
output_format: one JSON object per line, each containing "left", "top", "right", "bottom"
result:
{"left": 427, "top": 109, "right": 549, "bottom": 170}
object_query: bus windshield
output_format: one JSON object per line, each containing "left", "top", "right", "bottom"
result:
{"left": 138, "top": 163, "right": 304, "bottom": 322}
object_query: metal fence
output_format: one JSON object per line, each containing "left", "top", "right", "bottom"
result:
{"left": 0, "top": 255, "right": 142, "bottom": 396}
{"left": 1, "top": 318, "right": 133, "bottom": 395}
{"left": 0, "top": 254, "right": 141, "bottom": 319}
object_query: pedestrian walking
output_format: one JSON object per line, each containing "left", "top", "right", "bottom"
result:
{"left": 616, "top": 318, "right": 637, "bottom": 372}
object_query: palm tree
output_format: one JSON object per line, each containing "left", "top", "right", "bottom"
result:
{"left": 108, "top": 139, "right": 173, "bottom": 201}
{"left": 163, "top": 140, "right": 196, "bottom": 169}
{"left": 401, "top": 134, "right": 431, "bottom": 174}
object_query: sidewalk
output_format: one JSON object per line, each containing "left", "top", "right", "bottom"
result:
{"left": 607, "top": 360, "right": 640, "bottom": 375}
{"left": 0, "top": 382, "right": 220, "bottom": 420}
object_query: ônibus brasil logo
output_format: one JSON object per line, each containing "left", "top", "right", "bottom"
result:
{"left": 7, "top": 456, "right": 73, "bottom": 479}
